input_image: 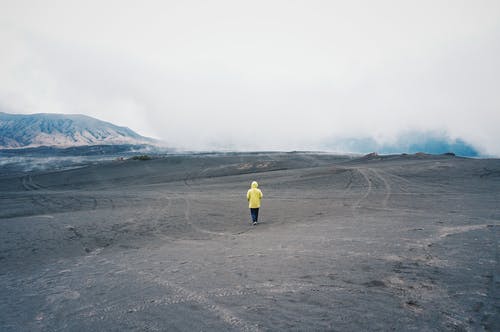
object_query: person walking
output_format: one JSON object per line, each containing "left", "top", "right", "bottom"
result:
{"left": 247, "top": 181, "right": 263, "bottom": 225}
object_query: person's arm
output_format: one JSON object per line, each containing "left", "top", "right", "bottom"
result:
{"left": 247, "top": 190, "right": 250, "bottom": 201}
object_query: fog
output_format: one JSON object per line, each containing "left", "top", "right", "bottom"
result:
{"left": 1, "top": 1, "right": 499, "bottom": 155}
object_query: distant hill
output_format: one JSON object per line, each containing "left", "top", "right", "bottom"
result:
{"left": 324, "top": 131, "right": 480, "bottom": 157}
{"left": 0, "top": 112, "right": 157, "bottom": 149}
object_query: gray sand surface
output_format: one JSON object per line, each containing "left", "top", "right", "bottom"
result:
{"left": 1, "top": 153, "right": 499, "bottom": 331}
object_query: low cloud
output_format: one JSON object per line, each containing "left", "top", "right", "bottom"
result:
{"left": 1, "top": 1, "right": 499, "bottom": 155}
{"left": 322, "top": 130, "right": 480, "bottom": 157}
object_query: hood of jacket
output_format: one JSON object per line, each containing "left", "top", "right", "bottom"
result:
{"left": 251, "top": 181, "right": 258, "bottom": 188}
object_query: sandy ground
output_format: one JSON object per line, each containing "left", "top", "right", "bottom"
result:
{"left": 0, "top": 152, "right": 499, "bottom": 331}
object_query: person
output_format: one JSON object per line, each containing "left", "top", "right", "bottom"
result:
{"left": 247, "top": 181, "right": 263, "bottom": 225}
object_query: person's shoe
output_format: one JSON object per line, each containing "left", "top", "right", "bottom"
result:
{"left": 253, "top": 221, "right": 257, "bottom": 225}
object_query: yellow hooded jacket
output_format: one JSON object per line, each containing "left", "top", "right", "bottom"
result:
{"left": 247, "top": 181, "right": 263, "bottom": 208}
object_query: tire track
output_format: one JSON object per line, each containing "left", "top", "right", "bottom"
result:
{"left": 148, "top": 190, "right": 174, "bottom": 238}
{"left": 376, "top": 168, "right": 425, "bottom": 194}
{"left": 370, "top": 168, "right": 392, "bottom": 208}
{"left": 21, "top": 175, "right": 42, "bottom": 190}
{"left": 182, "top": 196, "right": 227, "bottom": 237}
{"left": 348, "top": 168, "right": 393, "bottom": 213}
{"left": 120, "top": 280, "right": 317, "bottom": 313}
{"left": 73, "top": 247, "right": 322, "bottom": 331}
{"left": 343, "top": 169, "right": 355, "bottom": 192}
{"left": 352, "top": 168, "right": 372, "bottom": 214}
{"left": 181, "top": 176, "right": 251, "bottom": 237}
{"left": 80, "top": 252, "right": 262, "bottom": 332}
{"left": 20, "top": 174, "right": 103, "bottom": 214}
{"left": 152, "top": 188, "right": 254, "bottom": 238}
{"left": 21, "top": 174, "right": 59, "bottom": 210}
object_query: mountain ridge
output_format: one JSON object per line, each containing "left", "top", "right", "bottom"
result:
{"left": 0, "top": 112, "right": 157, "bottom": 149}
{"left": 323, "top": 131, "right": 480, "bottom": 157}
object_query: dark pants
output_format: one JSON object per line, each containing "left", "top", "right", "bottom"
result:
{"left": 250, "top": 208, "right": 259, "bottom": 222}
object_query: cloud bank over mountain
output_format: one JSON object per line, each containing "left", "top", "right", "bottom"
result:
{"left": 322, "top": 131, "right": 480, "bottom": 157}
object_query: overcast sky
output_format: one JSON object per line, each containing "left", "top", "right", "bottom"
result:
{"left": 1, "top": 0, "right": 499, "bottom": 154}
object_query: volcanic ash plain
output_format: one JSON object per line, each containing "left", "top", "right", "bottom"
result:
{"left": 0, "top": 152, "right": 498, "bottom": 331}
